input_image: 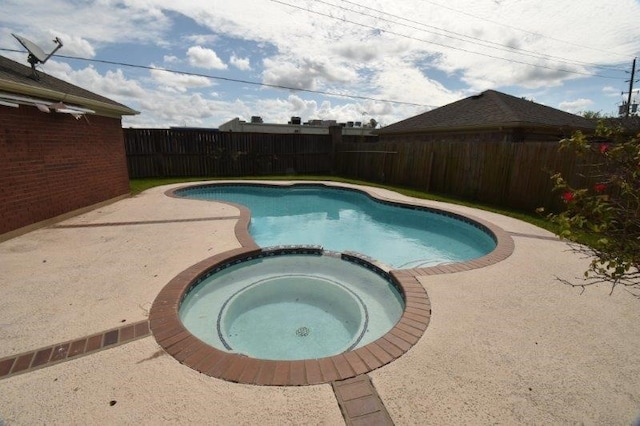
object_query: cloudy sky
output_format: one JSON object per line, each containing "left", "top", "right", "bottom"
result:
{"left": 2, "top": 0, "right": 640, "bottom": 128}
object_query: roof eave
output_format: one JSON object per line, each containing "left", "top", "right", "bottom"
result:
{"left": 378, "top": 121, "right": 595, "bottom": 136}
{"left": 0, "top": 80, "right": 139, "bottom": 118}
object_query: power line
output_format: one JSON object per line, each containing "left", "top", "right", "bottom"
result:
{"left": 0, "top": 47, "right": 435, "bottom": 108}
{"left": 270, "top": 0, "right": 625, "bottom": 80}
{"left": 337, "top": 0, "right": 628, "bottom": 73}
{"left": 415, "top": 0, "right": 633, "bottom": 61}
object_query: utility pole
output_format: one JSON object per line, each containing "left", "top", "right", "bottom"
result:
{"left": 625, "top": 57, "right": 637, "bottom": 117}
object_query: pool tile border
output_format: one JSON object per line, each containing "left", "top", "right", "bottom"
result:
{"left": 150, "top": 181, "right": 515, "bottom": 386}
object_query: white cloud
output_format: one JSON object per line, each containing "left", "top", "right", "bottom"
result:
{"left": 262, "top": 56, "right": 359, "bottom": 91}
{"left": 5, "top": 0, "right": 640, "bottom": 127}
{"left": 251, "top": 94, "right": 403, "bottom": 127}
{"left": 150, "top": 67, "right": 214, "bottom": 92}
{"left": 186, "top": 46, "right": 227, "bottom": 70}
{"left": 558, "top": 98, "right": 594, "bottom": 113}
{"left": 126, "top": 92, "right": 245, "bottom": 128}
{"left": 35, "top": 31, "right": 96, "bottom": 58}
{"left": 185, "top": 34, "right": 219, "bottom": 45}
{"left": 0, "top": 0, "right": 170, "bottom": 45}
{"left": 262, "top": 58, "right": 318, "bottom": 91}
{"left": 230, "top": 54, "right": 251, "bottom": 71}
{"left": 603, "top": 86, "right": 622, "bottom": 97}
{"left": 372, "top": 64, "right": 460, "bottom": 108}
{"left": 43, "top": 61, "right": 146, "bottom": 100}
{"left": 335, "top": 43, "right": 384, "bottom": 63}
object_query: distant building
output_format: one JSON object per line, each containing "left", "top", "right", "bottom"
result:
{"left": 219, "top": 117, "right": 375, "bottom": 136}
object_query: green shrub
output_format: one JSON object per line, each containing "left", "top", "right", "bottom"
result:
{"left": 541, "top": 123, "right": 639, "bottom": 294}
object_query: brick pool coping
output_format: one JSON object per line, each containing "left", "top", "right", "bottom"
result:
{"left": 150, "top": 182, "right": 514, "bottom": 386}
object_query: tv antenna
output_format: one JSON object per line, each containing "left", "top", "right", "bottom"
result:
{"left": 12, "top": 33, "right": 63, "bottom": 80}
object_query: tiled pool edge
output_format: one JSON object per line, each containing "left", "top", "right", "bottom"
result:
{"left": 153, "top": 182, "right": 515, "bottom": 385}
{"left": 164, "top": 187, "right": 258, "bottom": 250}
{"left": 406, "top": 213, "right": 515, "bottom": 277}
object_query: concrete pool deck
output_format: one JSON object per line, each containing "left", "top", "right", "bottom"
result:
{"left": 0, "top": 181, "right": 638, "bottom": 424}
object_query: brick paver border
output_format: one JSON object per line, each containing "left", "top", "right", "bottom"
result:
{"left": 0, "top": 320, "right": 150, "bottom": 380}
{"left": 333, "top": 375, "right": 394, "bottom": 425}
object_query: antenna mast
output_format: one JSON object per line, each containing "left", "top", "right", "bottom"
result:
{"left": 625, "top": 58, "right": 637, "bottom": 117}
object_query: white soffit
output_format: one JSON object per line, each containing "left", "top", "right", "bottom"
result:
{"left": 0, "top": 99, "right": 19, "bottom": 108}
{"left": 0, "top": 91, "right": 95, "bottom": 115}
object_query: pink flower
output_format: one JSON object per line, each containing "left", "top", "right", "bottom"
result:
{"left": 562, "top": 191, "right": 575, "bottom": 202}
{"left": 594, "top": 183, "right": 607, "bottom": 193}
{"left": 599, "top": 144, "right": 609, "bottom": 154}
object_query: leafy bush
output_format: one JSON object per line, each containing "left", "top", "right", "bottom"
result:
{"left": 542, "top": 123, "right": 639, "bottom": 294}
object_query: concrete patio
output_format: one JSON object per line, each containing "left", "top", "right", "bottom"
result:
{"left": 1, "top": 181, "right": 638, "bottom": 425}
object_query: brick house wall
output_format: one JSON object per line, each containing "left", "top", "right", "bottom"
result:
{"left": 0, "top": 105, "right": 130, "bottom": 236}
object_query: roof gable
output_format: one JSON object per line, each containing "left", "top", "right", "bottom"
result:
{"left": 379, "top": 90, "right": 595, "bottom": 134}
{"left": 0, "top": 55, "right": 137, "bottom": 117}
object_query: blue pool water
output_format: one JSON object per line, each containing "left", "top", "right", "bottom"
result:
{"left": 178, "top": 184, "right": 496, "bottom": 268}
{"left": 179, "top": 251, "right": 404, "bottom": 360}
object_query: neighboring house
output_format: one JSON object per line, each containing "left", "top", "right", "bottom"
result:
{"left": 340, "top": 90, "right": 599, "bottom": 211}
{"left": 219, "top": 117, "right": 376, "bottom": 136}
{"left": 599, "top": 115, "right": 640, "bottom": 135}
{"left": 0, "top": 55, "right": 138, "bottom": 240}
{"left": 376, "top": 89, "right": 596, "bottom": 142}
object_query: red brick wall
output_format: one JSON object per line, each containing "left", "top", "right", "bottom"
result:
{"left": 0, "top": 105, "right": 130, "bottom": 236}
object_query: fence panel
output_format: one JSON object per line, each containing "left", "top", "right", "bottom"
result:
{"left": 333, "top": 137, "right": 598, "bottom": 212}
{"left": 124, "top": 129, "right": 332, "bottom": 178}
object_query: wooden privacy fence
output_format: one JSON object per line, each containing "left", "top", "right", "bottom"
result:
{"left": 334, "top": 138, "right": 599, "bottom": 211}
{"left": 124, "top": 128, "right": 597, "bottom": 212}
{"left": 124, "top": 128, "right": 333, "bottom": 178}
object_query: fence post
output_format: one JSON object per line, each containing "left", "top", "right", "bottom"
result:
{"left": 425, "top": 151, "right": 434, "bottom": 192}
{"left": 329, "top": 126, "right": 342, "bottom": 175}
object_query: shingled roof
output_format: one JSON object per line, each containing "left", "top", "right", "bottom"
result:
{"left": 0, "top": 55, "right": 138, "bottom": 117}
{"left": 378, "top": 90, "right": 596, "bottom": 135}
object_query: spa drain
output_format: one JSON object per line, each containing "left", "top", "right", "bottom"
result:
{"left": 296, "top": 326, "right": 310, "bottom": 337}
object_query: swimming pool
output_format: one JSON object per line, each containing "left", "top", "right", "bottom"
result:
{"left": 150, "top": 182, "right": 514, "bottom": 385}
{"left": 176, "top": 183, "right": 497, "bottom": 268}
